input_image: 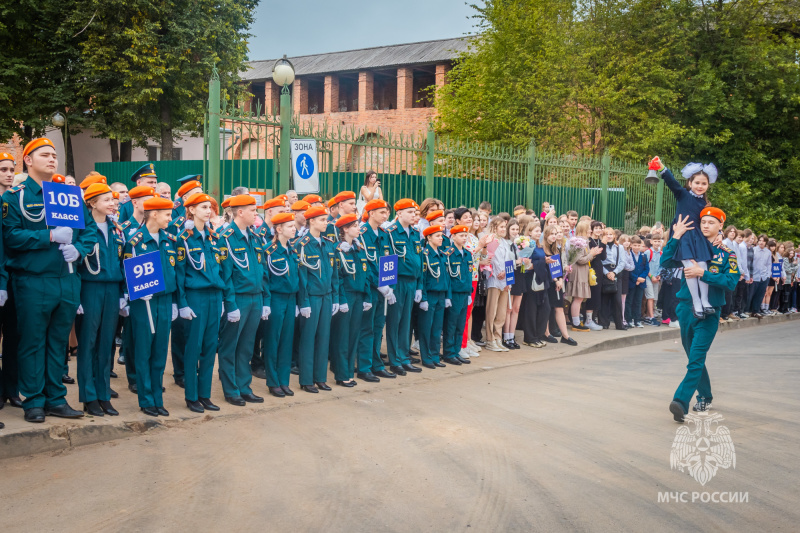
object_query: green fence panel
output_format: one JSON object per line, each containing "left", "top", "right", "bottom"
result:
{"left": 220, "top": 159, "right": 274, "bottom": 195}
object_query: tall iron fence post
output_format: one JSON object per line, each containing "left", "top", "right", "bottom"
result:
{"left": 279, "top": 86, "right": 292, "bottom": 195}
{"left": 600, "top": 150, "right": 611, "bottom": 224}
{"left": 526, "top": 139, "right": 536, "bottom": 209}
{"left": 207, "top": 68, "right": 221, "bottom": 199}
{"left": 655, "top": 177, "right": 665, "bottom": 224}
{"left": 425, "top": 124, "right": 435, "bottom": 199}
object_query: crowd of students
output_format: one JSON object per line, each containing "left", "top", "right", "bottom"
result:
{"left": 0, "top": 140, "right": 797, "bottom": 429}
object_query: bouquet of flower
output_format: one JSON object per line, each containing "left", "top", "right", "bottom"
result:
{"left": 514, "top": 236, "right": 531, "bottom": 251}
{"left": 566, "top": 236, "right": 588, "bottom": 266}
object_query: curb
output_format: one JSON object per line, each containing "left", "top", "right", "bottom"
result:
{"left": 2, "top": 312, "right": 796, "bottom": 461}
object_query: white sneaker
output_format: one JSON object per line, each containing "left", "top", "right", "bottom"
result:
{"left": 485, "top": 340, "right": 504, "bottom": 352}
{"left": 468, "top": 340, "right": 482, "bottom": 352}
{"left": 411, "top": 340, "right": 420, "bottom": 352}
{"left": 586, "top": 320, "right": 603, "bottom": 331}
{"left": 467, "top": 348, "right": 480, "bottom": 357}
{"left": 669, "top": 320, "right": 680, "bottom": 328}
{"left": 458, "top": 348, "right": 471, "bottom": 359}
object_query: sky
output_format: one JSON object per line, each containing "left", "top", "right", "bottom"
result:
{"left": 247, "top": 0, "right": 481, "bottom": 61}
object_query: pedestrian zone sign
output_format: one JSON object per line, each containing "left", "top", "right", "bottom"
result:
{"left": 290, "top": 139, "right": 319, "bottom": 194}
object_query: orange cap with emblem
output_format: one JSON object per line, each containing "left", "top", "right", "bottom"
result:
{"left": 129, "top": 186, "right": 155, "bottom": 199}
{"left": 423, "top": 225, "right": 444, "bottom": 238}
{"left": 700, "top": 207, "right": 726, "bottom": 224}
{"left": 291, "top": 200, "right": 310, "bottom": 211}
{"left": 364, "top": 199, "right": 388, "bottom": 213}
{"left": 177, "top": 180, "right": 202, "bottom": 198}
{"left": 80, "top": 174, "right": 107, "bottom": 189}
{"left": 144, "top": 197, "right": 175, "bottom": 211}
{"left": 229, "top": 195, "right": 256, "bottom": 207}
{"left": 425, "top": 210, "right": 444, "bottom": 222}
{"left": 394, "top": 199, "right": 416, "bottom": 212}
{"left": 304, "top": 205, "right": 328, "bottom": 220}
{"left": 1, "top": 152, "right": 14, "bottom": 163}
{"left": 22, "top": 138, "right": 55, "bottom": 159}
{"left": 83, "top": 183, "right": 112, "bottom": 202}
{"left": 271, "top": 212, "right": 295, "bottom": 225}
{"left": 335, "top": 213, "right": 358, "bottom": 227}
{"left": 184, "top": 192, "right": 213, "bottom": 207}
{"left": 450, "top": 225, "right": 469, "bottom": 235}
{"left": 261, "top": 197, "right": 285, "bottom": 210}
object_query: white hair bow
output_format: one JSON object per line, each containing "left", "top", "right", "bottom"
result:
{"left": 681, "top": 162, "right": 718, "bottom": 183}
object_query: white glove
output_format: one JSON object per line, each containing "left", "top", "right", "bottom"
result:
{"left": 142, "top": 294, "right": 152, "bottom": 301}
{"left": 51, "top": 226, "right": 73, "bottom": 244}
{"left": 172, "top": 303, "right": 178, "bottom": 321}
{"left": 339, "top": 242, "right": 351, "bottom": 252}
{"left": 445, "top": 299, "right": 452, "bottom": 308}
{"left": 377, "top": 285, "right": 392, "bottom": 298}
{"left": 300, "top": 307, "right": 311, "bottom": 318}
{"left": 468, "top": 296, "right": 472, "bottom": 305}
{"left": 60, "top": 244, "right": 80, "bottom": 263}
{"left": 179, "top": 307, "right": 197, "bottom": 320}
{"left": 0, "top": 290, "right": 7, "bottom": 307}
{"left": 227, "top": 308, "right": 241, "bottom": 322}
{"left": 76, "top": 304, "right": 84, "bottom": 315}
{"left": 261, "top": 306, "right": 271, "bottom": 320}
{"left": 119, "top": 306, "right": 130, "bottom": 317}
{"left": 184, "top": 219, "right": 195, "bottom": 230}
{"left": 387, "top": 292, "right": 397, "bottom": 305}
{"left": 419, "top": 301, "right": 429, "bottom": 311}
{"left": 414, "top": 290, "right": 422, "bottom": 303}
{"left": 363, "top": 301, "right": 372, "bottom": 311}
{"left": 332, "top": 303, "right": 339, "bottom": 316}
{"left": 295, "top": 305, "right": 300, "bottom": 317}
{"left": 119, "top": 297, "right": 128, "bottom": 310}
{"left": 339, "top": 303, "right": 349, "bottom": 313}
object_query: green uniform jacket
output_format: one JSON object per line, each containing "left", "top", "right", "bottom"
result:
{"left": 383, "top": 221, "right": 423, "bottom": 291}
{"left": 218, "top": 223, "right": 267, "bottom": 311}
{"left": 119, "top": 217, "right": 144, "bottom": 240}
{"left": 123, "top": 228, "right": 178, "bottom": 297}
{"left": 0, "top": 214, "right": 7, "bottom": 291}
{"left": 78, "top": 216, "right": 125, "bottom": 291}
{"left": 359, "top": 223, "right": 390, "bottom": 296}
{"left": 443, "top": 245, "right": 474, "bottom": 294}
{"left": 175, "top": 226, "right": 230, "bottom": 309}
{"left": 335, "top": 240, "right": 369, "bottom": 306}
{"left": 323, "top": 215, "right": 338, "bottom": 242}
{"left": 296, "top": 234, "right": 339, "bottom": 308}
{"left": 118, "top": 200, "right": 134, "bottom": 224}
{"left": 422, "top": 244, "right": 452, "bottom": 302}
{"left": 2, "top": 177, "right": 97, "bottom": 276}
{"left": 254, "top": 223, "right": 273, "bottom": 244}
{"left": 661, "top": 236, "right": 739, "bottom": 307}
{"left": 263, "top": 240, "right": 300, "bottom": 305}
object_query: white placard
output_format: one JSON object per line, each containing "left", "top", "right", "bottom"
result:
{"left": 290, "top": 139, "right": 319, "bottom": 194}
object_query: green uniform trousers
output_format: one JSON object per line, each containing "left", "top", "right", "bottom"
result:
{"left": 329, "top": 310, "right": 346, "bottom": 376}
{"left": 419, "top": 290, "right": 446, "bottom": 365}
{"left": 122, "top": 316, "right": 136, "bottom": 386}
{"left": 13, "top": 275, "right": 80, "bottom": 410}
{"left": 332, "top": 291, "right": 365, "bottom": 382}
{"left": 77, "top": 281, "right": 118, "bottom": 403}
{"left": 218, "top": 293, "right": 260, "bottom": 397}
{"left": 130, "top": 293, "right": 172, "bottom": 408}
{"left": 673, "top": 301, "right": 717, "bottom": 413}
{"left": 170, "top": 316, "right": 187, "bottom": 382}
{"left": 298, "top": 293, "right": 332, "bottom": 385}
{"left": 386, "top": 276, "right": 415, "bottom": 366}
{"left": 0, "top": 286, "right": 20, "bottom": 399}
{"left": 357, "top": 290, "right": 386, "bottom": 373}
{"left": 264, "top": 292, "right": 296, "bottom": 388}
{"left": 184, "top": 289, "right": 222, "bottom": 402}
{"left": 443, "top": 292, "right": 470, "bottom": 359}
{"left": 251, "top": 319, "right": 266, "bottom": 372}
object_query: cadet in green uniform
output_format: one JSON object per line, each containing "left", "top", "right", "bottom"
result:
{"left": 118, "top": 163, "right": 158, "bottom": 223}
{"left": 123, "top": 196, "right": 179, "bottom": 416}
{"left": 419, "top": 225, "right": 452, "bottom": 368}
{"left": 384, "top": 199, "right": 423, "bottom": 376}
{"left": 176, "top": 193, "right": 231, "bottom": 413}
{"left": 325, "top": 191, "right": 356, "bottom": 375}
{"left": 331, "top": 213, "right": 369, "bottom": 387}
{"left": 357, "top": 199, "right": 396, "bottom": 382}
{"left": 661, "top": 208, "right": 739, "bottom": 422}
{"left": 2, "top": 138, "right": 97, "bottom": 422}
{"left": 296, "top": 205, "right": 339, "bottom": 393}
{"left": 442, "top": 225, "right": 473, "bottom": 365}
{"left": 218, "top": 195, "right": 266, "bottom": 406}
{"left": 263, "top": 212, "right": 300, "bottom": 398}
{"left": 172, "top": 175, "right": 202, "bottom": 221}
{"left": 77, "top": 184, "right": 126, "bottom": 417}
{"left": 0, "top": 151, "right": 21, "bottom": 412}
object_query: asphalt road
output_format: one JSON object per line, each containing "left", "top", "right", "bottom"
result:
{"left": 1, "top": 322, "right": 797, "bottom": 532}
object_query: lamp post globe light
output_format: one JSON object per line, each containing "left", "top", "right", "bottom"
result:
{"left": 274, "top": 54, "right": 295, "bottom": 195}
{"left": 51, "top": 111, "right": 65, "bottom": 128}
{"left": 272, "top": 55, "right": 295, "bottom": 90}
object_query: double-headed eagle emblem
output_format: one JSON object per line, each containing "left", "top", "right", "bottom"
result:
{"left": 670, "top": 412, "right": 736, "bottom": 486}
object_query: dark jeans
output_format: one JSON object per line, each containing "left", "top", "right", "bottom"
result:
{"left": 733, "top": 280, "right": 748, "bottom": 313}
{"left": 471, "top": 304, "right": 486, "bottom": 342}
{"left": 661, "top": 280, "right": 680, "bottom": 322}
{"left": 721, "top": 289, "right": 734, "bottom": 317}
{"left": 625, "top": 284, "right": 644, "bottom": 323}
{"left": 748, "top": 279, "right": 769, "bottom": 313}
{"left": 521, "top": 293, "right": 550, "bottom": 343}
{"left": 587, "top": 283, "right": 602, "bottom": 312}
{"left": 599, "top": 289, "right": 624, "bottom": 329}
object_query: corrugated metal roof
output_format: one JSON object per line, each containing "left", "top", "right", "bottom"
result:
{"left": 241, "top": 36, "right": 473, "bottom": 81}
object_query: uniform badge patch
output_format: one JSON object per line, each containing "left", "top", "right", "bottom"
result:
{"left": 170, "top": 256, "right": 176, "bottom": 266}
{"left": 118, "top": 245, "right": 123, "bottom": 257}
{"left": 215, "top": 253, "right": 221, "bottom": 264}
{"left": 178, "top": 248, "right": 185, "bottom": 262}
{"left": 2, "top": 202, "right": 7, "bottom": 219}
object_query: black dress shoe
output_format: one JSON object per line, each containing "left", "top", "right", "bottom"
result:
{"left": 703, "top": 306, "right": 716, "bottom": 316}
{"left": 109, "top": 370, "right": 118, "bottom": 379}
{"left": 456, "top": 356, "right": 471, "bottom": 364}
{"left": 669, "top": 401, "right": 686, "bottom": 423}
{"left": 174, "top": 377, "right": 186, "bottom": 389}
{"left": 510, "top": 341, "right": 521, "bottom": 349}
{"left": 62, "top": 374, "right": 75, "bottom": 385}
{"left": 501, "top": 340, "right": 513, "bottom": 350}
{"left": 4, "top": 395, "right": 23, "bottom": 408}
{"left": 99, "top": 400, "right": 119, "bottom": 416}
{"left": 422, "top": 362, "right": 436, "bottom": 369}
{"left": 553, "top": 331, "right": 562, "bottom": 338}
{"left": 46, "top": 403, "right": 84, "bottom": 419}
{"left": 225, "top": 396, "right": 246, "bottom": 406}
{"left": 357, "top": 372, "right": 380, "bottom": 383}
{"left": 290, "top": 366, "right": 300, "bottom": 375}
{"left": 389, "top": 365, "right": 407, "bottom": 376}
{"left": 110, "top": 388, "right": 119, "bottom": 399}
{"left": 316, "top": 382, "right": 332, "bottom": 391}
{"left": 0, "top": 421, "right": 3, "bottom": 429}
{"left": 434, "top": 361, "right": 447, "bottom": 367}
{"left": 84, "top": 400, "right": 105, "bottom": 417}
{"left": 442, "top": 357, "right": 461, "bottom": 366}
{"left": 198, "top": 398, "right": 220, "bottom": 411}
{"left": 373, "top": 369, "right": 396, "bottom": 379}
{"left": 24, "top": 407, "right": 45, "bottom": 423}
{"left": 156, "top": 407, "right": 169, "bottom": 417}
{"left": 301, "top": 384, "right": 319, "bottom": 393}
{"left": 141, "top": 406, "right": 159, "bottom": 417}
{"left": 186, "top": 400, "right": 204, "bottom": 413}
{"left": 408, "top": 349, "right": 420, "bottom": 356}
{"left": 280, "top": 385, "right": 294, "bottom": 396}
{"left": 336, "top": 380, "right": 357, "bottom": 387}
{"left": 251, "top": 366, "right": 267, "bottom": 380}
{"left": 693, "top": 309, "right": 706, "bottom": 319}
{"left": 474, "top": 340, "right": 487, "bottom": 346}
{"left": 128, "top": 382, "right": 138, "bottom": 394}
{"left": 241, "top": 393, "right": 264, "bottom": 403}
{"left": 269, "top": 387, "right": 286, "bottom": 398}
{"left": 402, "top": 363, "right": 422, "bottom": 373}
{"left": 560, "top": 337, "right": 578, "bottom": 346}
{"left": 409, "top": 356, "right": 421, "bottom": 364}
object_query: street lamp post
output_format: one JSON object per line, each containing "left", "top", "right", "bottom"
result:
{"left": 272, "top": 55, "right": 295, "bottom": 196}
{"left": 51, "top": 111, "right": 67, "bottom": 175}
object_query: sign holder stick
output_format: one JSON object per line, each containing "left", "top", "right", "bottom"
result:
{"left": 146, "top": 300, "right": 155, "bottom": 334}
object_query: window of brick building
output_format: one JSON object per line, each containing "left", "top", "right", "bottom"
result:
{"left": 305, "top": 78, "right": 324, "bottom": 114}
{"left": 248, "top": 83, "right": 266, "bottom": 115}
{"left": 413, "top": 69, "right": 436, "bottom": 108}
{"left": 338, "top": 75, "right": 358, "bottom": 112}
{"left": 372, "top": 71, "right": 397, "bottom": 110}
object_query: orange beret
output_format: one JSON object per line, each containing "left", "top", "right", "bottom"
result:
{"left": 450, "top": 225, "right": 469, "bottom": 235}
{"left": 129, "top": 185, "right": 156, "bottom": 199}
{"left": 423, "top": 225, "right": 444, "bottom": 238}
{"left": 271, "top": 212, "right": 295, "bottom": 226}
{"left": 700, "top": 207, "right": 726, "bottom": 224}
{"left": 394, "top": 198, "right": 416, "bottom": 212}
{"left": 83, "top": 183, "right": 112, "bottom": 202}
{"left": 333, "top": 191, "right": 356, "bottom": 204}
{"left": 221, "top": 198, "right": 231, "bottom": 209}
{"left": 177, "top": 180, "right": 202, "bottom": 198}
{"left": 51, "top": 174, "right": 66, "bottom": 184}
{"left": 144, "top": 197, "right": 175, "bottom": 211}
{"left": 184, "top": 192, "right": 213, "bottom": 208}
{"left": 229, "top": 194, "right": 256, "bottom": 208}
{"left": 302, "top": 194, "right": 322, "bottom": 204}
{"left": 278, "top": 194, "right": 288, "bottom": 201}
{"left": 1, "top": 152, "right": 14, "bottom": 163}
{"left": 112, "top": 191, "right": 120, "bottom": 200}
{"left": 335, "top": 213, "right": 358, "bottom": 227}
{"left": 364, "top": 199, "right": 388, "bottom": 213}
{"left": 22, "top": 138, "right": 55, "bottom": 159}
{"left": 327, "top": 197, "right": 337, "bottom": 208}
{"left": 425, "top": 210, "right": 444, "bottom": 222}
{"left": 304, "top": 205, "right": 328, "bottom": 220}
{"left": 261, "top": 197, "right": 285, "bottom": 210}
{"left": 80, "top": 174, "right": 107, "bottom": 189}
{"left": 362, "top": 211, "right": 369, "bottom": 222}
{"left": 291, "top": 200, "right": 310, "bottom": 211}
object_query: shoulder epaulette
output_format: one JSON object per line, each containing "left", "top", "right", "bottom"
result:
{"left": 266, "top": 242, "right": 278, "bottom": 255}
{"left": 322, "top": 235, "right": 334, "bottom": 243}
{"left": 113, "top": 220, "right": 124, "bottom": 233}
{"left": 128, "top": 230, "right": 144, "bottom": 247}
{"left": 442, "top": 247, "right": 455, "bottom": 256}
{"left": 210, "top": 229, "right": 220, "bottom": 240}
{"left": 8, "top": 184, "right": 24, "bottom": 194}
{"left": 423, "top": 248, "right": 429, "bottom": 255}
{"left": 120, "top": 220, "right": 132, "bottom": 230}
{"left": 718, "top": 244, "right": 732, "bottom": 253}
{"left": 166, "top": 232, "right": 177, "bottom": 242}
{"left": 297, "top": 235, "right": 311, "bottom": 247}
{"left": 221, "top": 226, "right": 235, "bottom": 238}
{"left": 176, "top": 228, "right": 191, "bottom": 241}
{"left": 385, "top": 223, "right": 397, "bottom": 233}
{"left": 359, "top": 225, "right": 368, "bottom": 235}
{"left": 172, "top": 215, "right": 185, "bottom": 228}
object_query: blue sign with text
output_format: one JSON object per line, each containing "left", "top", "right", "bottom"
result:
{"left": 124, "top": 251, "right": 165, "bottom": 300}
{"left": 549, "top": 255, "right": 563, "bottom": 279}
{"left": 379, "top": 254, "right": 399, "bottom": 287}
{"left": 42, "top": 181, "right": 84, "bottom": 229}
{"left": 505, "top": 260, "right": 515, "bottom": 285}
{"left": 772, "top": 262, "right": 782, "bottom": 277}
